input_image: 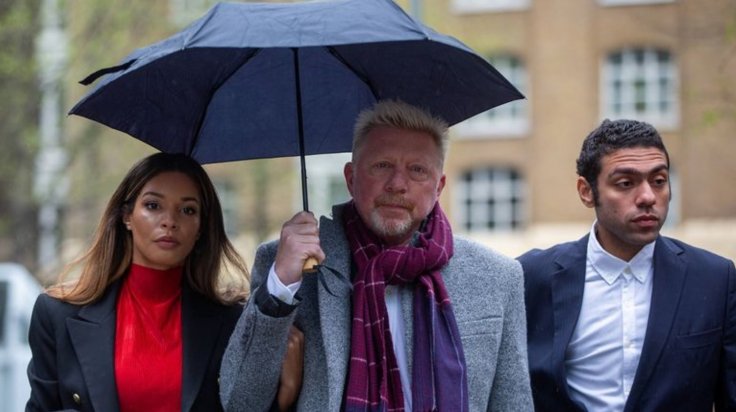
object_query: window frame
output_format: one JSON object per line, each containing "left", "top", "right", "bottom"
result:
{"left": 600, "top": 47, "right": 679, "bottom": 129}
{"left": 454, "top": 167, "right": 526, "bottom": 232}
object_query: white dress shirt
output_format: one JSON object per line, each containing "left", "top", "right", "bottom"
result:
{"left": 267, "top": 266, "right": 412, "bottom": 410}
{"left": 564, "top": 223, "right": 655, "bottom": 412}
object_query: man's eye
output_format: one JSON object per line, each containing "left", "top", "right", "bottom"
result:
{"left": 408, "top": 165, "right": 430, "bottom": 181}
{"left": 372, "top": 162, "right": 393, "bottom": 171}
{"left": 616, "top": 181, "right": 632, "bottom": 188}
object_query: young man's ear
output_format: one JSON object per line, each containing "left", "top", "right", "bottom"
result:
{"left": 577, "top": 176, "right": 595, "bottom": 208}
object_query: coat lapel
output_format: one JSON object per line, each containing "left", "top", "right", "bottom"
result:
{"left": 624, "top": 237, "right": 686, "bottom": 410}
{"left": 67, "top": 282, "right": 121, "bottom": 412}
{"left": 181, "top": 284, "right": 224, "bottom": 412}
{"left": 318, "top": 208, "right": 353, "bottom": 411}
{"left": 550, "top": 236, "right": 588, "bottom": 389}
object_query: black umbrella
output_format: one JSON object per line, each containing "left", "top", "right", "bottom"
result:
{"left": 70, "top": 0, "right": 523, "bottom": 211}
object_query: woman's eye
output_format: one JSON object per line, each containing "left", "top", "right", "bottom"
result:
{"left": 182, "top": 207, "right": 198, "bottom": 216}
{"left": 144, "top": 201, "right": 159, "bottom": 210}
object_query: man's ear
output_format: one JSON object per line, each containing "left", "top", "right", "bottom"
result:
{"left": 577, "top": 176, "right": 595, "bottom": 208}
{"left": 436, "top": 174, "right": 446, "bottom": 197}
{"left": 344, "top": 162, "right": 355, "bottom": 197}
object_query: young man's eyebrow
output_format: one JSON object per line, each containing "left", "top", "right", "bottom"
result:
{"left": 608, "top": 164, "right": 669, "bottom": 178}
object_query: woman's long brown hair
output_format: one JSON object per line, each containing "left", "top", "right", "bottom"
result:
{"left": 46, "top": 153, "right": 249, "bottom": 305}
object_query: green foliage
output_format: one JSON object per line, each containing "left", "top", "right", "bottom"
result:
{"left": 726, "top": 15, "right": 736, "bottom": 42}
{"left": 0, "top": 0, "right": 41, "bottom": 269}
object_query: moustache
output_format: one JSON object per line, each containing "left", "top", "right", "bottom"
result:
{"left": 375, "top": 195, "right": 414, "bottom": 210}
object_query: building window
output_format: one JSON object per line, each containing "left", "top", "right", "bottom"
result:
{"left": 456, "top": 54, "right": 529, "bottom": 137}
{"left": 303, "top": 153, "right": 351, "bottom": 219}
{"left": 602, "top": 48, "right": 678, "bottom": 128}
{"left": 452, "top": 0, "right": 531, "bottom": 14}
{"left": 455, "top": 168, "right": 525, "bottom": 232}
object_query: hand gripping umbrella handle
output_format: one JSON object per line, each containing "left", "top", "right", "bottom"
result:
{"left": 303, "top": 257, "right": 318, "bottom": 273}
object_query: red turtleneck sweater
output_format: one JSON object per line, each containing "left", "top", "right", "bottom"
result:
{"left": 115, "top": 264, "right": 183, "bottom": 412}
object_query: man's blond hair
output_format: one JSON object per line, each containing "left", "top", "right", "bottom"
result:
{"left": 352, "top": 100, "right": 449, "bottom": 164}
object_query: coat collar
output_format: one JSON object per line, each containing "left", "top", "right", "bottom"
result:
{"left": 67, "top": 279, "right": 225, "bottom": 412}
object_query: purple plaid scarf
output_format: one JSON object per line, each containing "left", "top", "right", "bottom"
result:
{"left": 343, "top": 201, "right": 469, "bottom": 412}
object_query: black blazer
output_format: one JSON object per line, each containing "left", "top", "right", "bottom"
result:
{"left": 520, "top": 235, "right": 736, "bottom": 412}
{"left": 26, "top": 280, "right": 242, "bottom": 412}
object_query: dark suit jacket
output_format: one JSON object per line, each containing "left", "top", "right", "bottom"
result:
{"left": 26, "top": 280, "right": 242, "bottom": 412}
{"left": 519, "top": 234, "right": 736, "bottom": 412}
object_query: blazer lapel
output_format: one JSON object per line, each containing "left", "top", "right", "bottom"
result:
{"left": 550, "top": 236, "right": 588, "bottom": 390}
{"left": 625, "top": 237, "right": 686, "bottom": 410}
{"left": 67, "top": 282, "right": 121, "bottom": 412}
{"left": 181, "top": 285, "right": 224, "bottom": 412}
{"left": 318, "top": 209, "right": 353, "bottom": 411}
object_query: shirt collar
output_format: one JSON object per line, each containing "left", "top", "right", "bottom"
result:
{"left": 586, "top": 221, "right": 656, "bottom": 285}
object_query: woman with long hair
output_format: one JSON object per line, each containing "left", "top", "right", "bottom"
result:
{"left": 26, "top": 152, "right": 302, "bottom": 412}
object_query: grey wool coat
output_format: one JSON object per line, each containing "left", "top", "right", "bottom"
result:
{"left": 220, "top": 204, "right": 533, "bottom": 411}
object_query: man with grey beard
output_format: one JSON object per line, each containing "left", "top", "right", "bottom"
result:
{"left": 220, "top": 100, "right": 533, "bottom": 412}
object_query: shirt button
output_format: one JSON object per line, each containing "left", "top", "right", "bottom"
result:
{"left": 72, "top": 393, "right": 81, "bottom": 405}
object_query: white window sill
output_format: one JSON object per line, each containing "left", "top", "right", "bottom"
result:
{"left": 451, "top": 0, "right": 531, "bottom": 14}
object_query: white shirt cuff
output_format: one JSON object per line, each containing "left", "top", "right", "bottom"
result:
{"left": 266, "top": 263, "right": 303, "bottom": 304}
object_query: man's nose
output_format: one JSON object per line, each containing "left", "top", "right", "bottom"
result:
{"left": 636, "top": 182, "right": 657, "bottom": 207}
{"left": 385, "top": 169, "right": 408, "bottom": 193}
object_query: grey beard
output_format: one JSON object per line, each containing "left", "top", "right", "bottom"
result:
{"left": 369, "top": 209, "right": 413, "bottom": 240}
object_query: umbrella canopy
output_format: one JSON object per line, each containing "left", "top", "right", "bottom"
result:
{"left": 70, "top": 0, "right": 524, "bottom": 209}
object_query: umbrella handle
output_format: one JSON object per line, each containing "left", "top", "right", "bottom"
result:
{"left": 303, "top": 257, "right": 319, "bottom": 273}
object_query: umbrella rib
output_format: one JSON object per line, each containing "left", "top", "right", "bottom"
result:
{"left": 327, "top": 46, "right": 379, "bottom": 99}
{"left": 78, "top": 59, "right": 137, "bottom": 86}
